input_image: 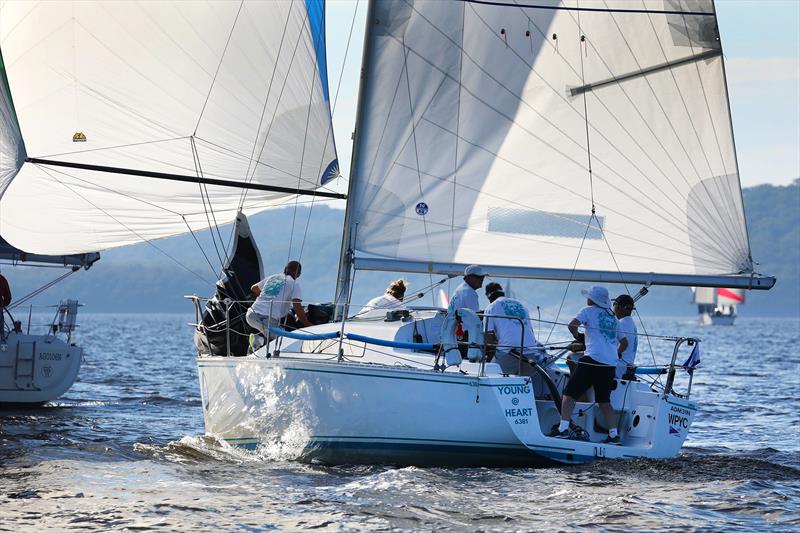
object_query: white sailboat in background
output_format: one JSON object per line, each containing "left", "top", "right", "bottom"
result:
{"left": 0, "top": 0, "right": 776, "bottom": 462}
{"left": 0, "top": 239, "right": 98, "bottom": 405}
{"left": 692, "top": 286, "right": 744, "bottom": 325}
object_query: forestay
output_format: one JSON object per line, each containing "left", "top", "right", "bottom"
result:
{"left": 0, "top": 0, "right": 338, "bottom": 255}
{"left": 346, "top": 0, "right": 755, "bottom": 280}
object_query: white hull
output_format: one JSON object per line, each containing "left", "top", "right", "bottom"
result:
{"left": 0, "top": 332, "right": 82, "bottom": 405}
{"left": 197, "top": 316, "right": 697, "bottom": 466}
{"left": 699, "top": 312, "right": 736, "bottom": 326}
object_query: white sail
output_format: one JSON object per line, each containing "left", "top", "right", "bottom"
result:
{"left": 345, "top": 0, "right": 754, "bottom": 281}
{"left": 0, "top": 0, "right": 338, "bottom": 255}
{"left": 692, "top": 286, "right": 716, "bottom": 305}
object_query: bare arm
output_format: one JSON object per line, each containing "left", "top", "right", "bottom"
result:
{"left": 251, "top": 283, "right": 261, "bottom": 296}
{"left": 568, "top": 318, "right": 581, "bottom": 339}
{"left": 293, "top": 299, "right": 313, "bottom": 327}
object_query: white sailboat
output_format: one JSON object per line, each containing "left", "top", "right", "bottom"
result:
{"left": 197, "top": 0, "right": 776, "bottom": 465}
{"left": 0, "top": 237, "right": 98, "bottom": 405}
{"left": 692, "top": 286, "right": 743, "bottom": 325}
{"left": 0, "top": 0, "right": 776, "bottom": 463}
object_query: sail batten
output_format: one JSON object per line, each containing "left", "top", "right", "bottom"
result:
{"left": 0, "top": 0, "right": 339, "bottom": 255}
{"left": 342, "top": 0, "right": 764, "bottom": 285}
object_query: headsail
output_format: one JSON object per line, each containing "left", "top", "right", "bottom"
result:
{"left": 341, "top": 0, "right": 773, "bottom": 290}
{"left": 0, "top": 0, "right": 339, "bottom": 255}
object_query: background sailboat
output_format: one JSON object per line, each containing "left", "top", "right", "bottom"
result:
{"left": 692, "top": 285, "right": 744, "bottom": 325}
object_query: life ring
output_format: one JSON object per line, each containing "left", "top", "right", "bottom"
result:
{"left": 440, "top": 308, "right": 484, "bottom": 367}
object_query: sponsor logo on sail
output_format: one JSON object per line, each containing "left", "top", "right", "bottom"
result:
{"left": 415, "top": 202, "right": 428, "bottom": 216}
{"left": 73, "top": 132, "right": 87, "bottom": 142}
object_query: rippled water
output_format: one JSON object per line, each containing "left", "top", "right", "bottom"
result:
{"left": 1, "top": 314, "right": 798, "bottom": 531}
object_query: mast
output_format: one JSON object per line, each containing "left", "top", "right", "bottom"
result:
{"left": 333, "top": 0, "right": 375, "bottom": 319}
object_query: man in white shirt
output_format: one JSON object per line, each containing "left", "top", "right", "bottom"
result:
{"left": 552, "top": 286, "right": 621, "bottom": 444}
{"left": 246, "top": 260, "right": 312, "bottom": 339}
{"left": 613, "top": 294, "right": 637, "bottom": 379}
{"left": 483, "top": 282, "right": 543, "bottom": 374}
{"left": 448, "top": 265, "right": 485, "bottom": 314}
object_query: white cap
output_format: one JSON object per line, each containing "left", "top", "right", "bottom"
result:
{"left": 581, "top": 286, "right": 612, "bottom": 309}
{"left": 464, "top": 265, "right": 486, "bottom": 277}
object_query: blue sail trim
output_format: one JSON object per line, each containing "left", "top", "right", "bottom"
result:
{"left": 305, "top": 0, "right": 330, "bottom": 102}
{"left": 320, "top": 158, "right": 339, "bottom": 185}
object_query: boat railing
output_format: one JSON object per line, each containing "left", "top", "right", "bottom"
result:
{"left": 2, "top": 301, "right": 80, "bottom": 344}
{"left": 185, "top": 296, "right": 702, "bottom": 393}
{"left": 477, "top": 312, "right": 531, "bottom": 376}
{"left": 663, "top": 337, "right": 701, "bottom": 398}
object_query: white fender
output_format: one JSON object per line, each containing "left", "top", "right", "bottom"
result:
{"left": 440, "top": 308, "right": 484, "bottom": 367}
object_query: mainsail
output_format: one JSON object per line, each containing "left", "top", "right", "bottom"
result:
{"left": 339, "top": 0, "right": 774, "bottom": 292}
{"left": 0, "top": 0, "right": 339, "bottom": 255}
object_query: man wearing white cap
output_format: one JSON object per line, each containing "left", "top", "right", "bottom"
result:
{"left": 447, "top": 265, "right": 485, "bottom": 314}
{"left": 551, "top": 285, "right": 621, "bottom": 444}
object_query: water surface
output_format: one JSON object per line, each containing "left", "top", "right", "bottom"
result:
{"left": 1, "top": 315, "right": 798, "bottom": 531}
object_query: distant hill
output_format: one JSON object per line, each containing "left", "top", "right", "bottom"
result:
{"left": 5, "top": 181, "right": 799, "bottom": 319}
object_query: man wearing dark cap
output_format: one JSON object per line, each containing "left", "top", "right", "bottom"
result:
{"left": 483, "top": 282, "right": 542, "bottom": 374}
{"left": 613, "top": 294, "right": 637, "bottom": 379}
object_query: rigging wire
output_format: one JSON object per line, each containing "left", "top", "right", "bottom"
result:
{"left": 288, "top": 0, "right": 326, "bottom": 262}
{"left": 239, "top": 2, "right": 312, "bottom": 207}
{"left": 7, "top": 269, "right": 78, "bottom": 310}
{"left": 400, "top": 35, "right": 437, "bottom": 305}
{"left": 576, "top": 2, "right": 596, "bottom": 211}
{"left": 190, "top": 136, "right": 227, "bottom": 271}
{"left": 193, "top": 0, "right": 244, "bottom": 135}
{"left": 237, "top": 0, "right": 296, "bottom": 212}
{"left": 35, "top": 167, "right": 214, "bottom": 286}
{"left": 299, "top": 0, "right": 361, "bottom": 260}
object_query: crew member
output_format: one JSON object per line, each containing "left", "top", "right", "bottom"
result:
{"left": 448, "top": 265, "right": 485, "bottom": 313}
{"left": 483, "top": 282, "right": 543, "bottom": 374}
{"left": 552, "top": 286, "right": 621, "bottom": 444}
{"left": 614, "top": 294, "right": 637, "bottom": 379}
{"left": 358, "top": 279, "right": 407, "bottom": 318}
{"left": 246, "top": 260, "right": 312, "bottom": 339}
{"left": 0, "top": 270, "right": 10, "bottom": 339}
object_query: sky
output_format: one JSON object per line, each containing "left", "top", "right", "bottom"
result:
{"left": 323, "top": 0, "right": 800, "bottom": 191}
